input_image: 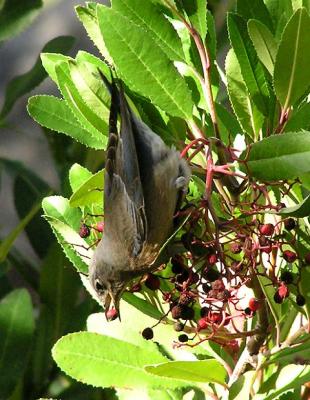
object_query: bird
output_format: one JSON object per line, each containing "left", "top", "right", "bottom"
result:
{"left": 88, "top": 75, "right": 190, "bottom": 316}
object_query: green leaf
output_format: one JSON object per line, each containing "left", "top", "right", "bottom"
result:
{"left": 41, "top": 52, "right": 73, "bottom": 84}
{"left": 122, "top": 292, "right": 163, "bottom": 320}
{"left": 273, "top": 8, "right": 310, "bottom": 109}
{"left": 248, "top": 19, "right": 277, "bottom": 75}
{"left": 237, "top": 0, "right": 274, "bottom": 31}
{"left": 52, "top": 332, "right": 190, "bottom": 389}
{"left": 225, "top": 49, "right": 264, "bottom": 139}
{"left": 76, "top": 3, "right": 113, "bottom": 64}
{"left": 284, "top": 103, "right": 310, "bottom": 132}
{"left": 300, "top": 266, "right": 310, "bottom": 320}
{"left": 275, "top": 194, "right": 310, "bottom": 217}
{"left": 69, "top": 163, "right": 93, "bottom": 192}
{"left": 227, "top": 13, "right": 269, "bottom": 117}
{"left": 0, "top": 0, "right": 42, "bottom": 41}
{"left": 112, "top": 0, "right": 184, "bottom": 61}
{"left": 265, "top": 0, "right": 293, "bottom": 40}
{"left": 181, "top": 0, "right": 207, "bottom": 40}
{"left": 145, "top": 360, "right": 227, "bottom": 385}
{"left": 97, "top": 5, "right": 193, "bottom": 119}
{"left": 55, "top": 61, "right": 108, "bottom": 141}
{"left": 240, "top": 131, "right": 310, "bottom": 180}
{"left": 0, "top": 200, "right": 42, "bottom": 263}
{"left": 257, "top": 265, "right": 281, "bottom": 323}
{"left": 0, "top": 36, "right": 74, "bottom": 119}
{"left": 27, "top": 95, "right": 105, "bottom": 149}
{"left": 69, "top": 170, "right": 104, "bottom": 208}
{"left": 0, "top": 289, "right": 34, "bottom": 399}
{"left": 265, "top": 341, "right": 310, "bottom": 365}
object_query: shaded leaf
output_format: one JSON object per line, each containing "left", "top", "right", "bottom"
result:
{"left": 69, "top": 170, "right": 103, "bottom": 208}
{"left": 273, "top": 8, "right": 310, "bottom": 109}
{"left": 27, "top": 95, "right": 105, "bottom": 149}
{"left": 240, "top": 131, "right": 310, "bottom": 180}
{"left": 248, "top": 19, "right": 277, "bottom": 75}
{"left": 237, "top": 0, "right": 273, "bottom": 31}
{"left": 69, "top": 163, "right": 93, "bottom": 193}
{"left": 0, "top": 289, "right": 34, "bottom": 399}
{"left": 265, "top": 341, "right": 310, "bottom": 365}
{"left": 284, "top": 103, "right": 310, "bottom": 132}
{"left": 275, "top": 194, "right": 310, "bottom": 217}
{"left": 181, "top": 0, "right": 207, "bottom": 39}
{"left": 0, "top": 36, "right": 74, "bottom": 119}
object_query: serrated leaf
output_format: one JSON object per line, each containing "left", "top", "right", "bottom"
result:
{"left": 237, "top": 0, "right": 274, "bottom": 31}
{"left": 0, "top": 36, "right": 74, "bottom": 119}
{"left": 76, "top": 3, "right": 113, "bottom": 64}
{"left": 0, "top": 289, "right": 34, "bottom": 399}
{"left": 264, "top": 0, "right": 293, "bottom": 40}
{"left": 112, "top": 0, "right": 184, "bottom": 61}
{"left": 248, "top": 19, "right": 277, "bottom": 75}
{"left": 41, "top": 53, "right": 73, "bottom": 84}
{"left": 265, "top": 340, "right": 310, "bottom": 365}
{"left": 275, "top": 194, "right": 310, "bottom": 217}
{"left": 273, "top": 8, "right": 310, "bottom": 109}
{"left": 240, "top": 131, "right": 310, "bottom": 180}
{"left": 0, "top": 0, "right": 42, "bottom": 41}
{"left": 145, "top": 360, "right": 227, "bottom": 385}
{"left": 70, "top": 170, "right": 103, "bottom": 208}
{"left": 69, "top": 163, "right": 93, "bottom": 192}
{"left": 226, "top": 49, "right": 264, "bottom": 139}
{"left": 52, "top": 332, "right": 191, "bottom": 389}
{"left": 227, "top": 13, "right": 269, "bottom": 117}
{"left": 97, "top": 5, "right": 193, "bottom": 119}
{"left": 55, "top": 61, "right": 108, "bottom": 141}
{"left": 27, "top": 95, "right": 105, "bottom": 149}
{"left": 42, "top": 195, "right": 81, "bottom": 229}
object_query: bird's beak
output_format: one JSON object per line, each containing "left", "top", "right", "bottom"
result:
{"left": 103, "top": 284, "right": 122, "bottom": 321}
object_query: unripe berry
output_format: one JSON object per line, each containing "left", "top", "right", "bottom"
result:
{"left": 278, "top": 283, "right": 289, "bottom": 299}
{"left": 79, "top": 223, "right": 90, "bottom": 238}
{"left": 178, "top": 334, "right": 188, "bottom": 343}
{"left": 284, "top": 218, "right": 296, "bottom": 231}
{"left": 230, "top": 242, "right": 242, "bottom": 254}
{"left": 208, "top": 312, "right": 222, "bottom": 324}
{"left": 145, "top": 274, "right": 160, "bottom": 290}
{"left": 96, "top": 221, "right": 104, "bottom": 232}
{"left": 248, "top": 298, "right": 260, "bottom": 312}
{"left": 296, "top": 294, "right": 306, "bottom": 306}
{"left": 283, "top": 250, "right": 297, "bottom": 263}
{"left": 208, "top": 254, "right": 218, "bottom": 265}
{"left": 259, "top": 223, "right": 274, "bottom": 236}
{"left": 142, "top": 327, "right": 154, "bottom": 340}
{"left": 197, "top": 318, "right": 208, "bottom": 330}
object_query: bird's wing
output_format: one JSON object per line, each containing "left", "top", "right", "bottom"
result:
{"left": 103, "top": 80, "right": 146, "bottom": 258}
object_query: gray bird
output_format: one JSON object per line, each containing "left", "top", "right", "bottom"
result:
{"left": 89, "top": 76, "right": 190, "bottom": 315}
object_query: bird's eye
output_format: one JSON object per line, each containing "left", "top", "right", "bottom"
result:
{"left": 95, "top": 279, "right": 106, "bottom": 293}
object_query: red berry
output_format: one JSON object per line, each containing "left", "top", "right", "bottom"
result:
{"left": 248, "top": 298, "right": 260, "bottom": 312}
{"left": 208, "top": 254, "right": 218, "bottom": 265}
{"left": 197, "top": 318, "right": 208, "bottom": 330}
{"left": 259, "top": 223, "right": 274, "bottom": 236}
{"left": 283, "top": 250, "right": 297, "bottom": 263}
{"left": 106, "top": 307, "right": 118, "bottom": 321}
{"left": 96, "top": 221, "right": 104, "bottom": 232}
{"left": 79, "top": 223, "right": 90, "bottom": 238}
{"left": 142, "top": 327, "right": 154, "bottom": 340}
{"left": 230, "top": 242, "right": 242, "bottom": 254}
{"left": 145, "top": 274, "right": 160, "bottom": 290}
{"left": 278, "top": 283, "right": 289, "bottom": 299}
{"left": 208, "top": 312, "right": 222, "bottom": 324}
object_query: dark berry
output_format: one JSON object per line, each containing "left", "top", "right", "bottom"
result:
{"left": 188, "top": 272, "right": 199, "bottom": 285}
{"left": 280, "top": 271, "right": 294, "bottom": 284}
{"left": 145, "top": 274, "right": 160, "bottom": 290}
{"left": 142, "top": 327, "right": 154, "bottom": 340}
{"left": 248, "top": 298, "right": 260, "bottom": 312}
{"left": 171, "top": 305, "right": 183, "bottom": 319}
{"left": 176, "top": 269, "right": 190, "bottom": 284}
{"left": 174, "top": 322, "right": 184, "bottom": 332}
{"left": 284, "top": 218, "right": 296, "bottom": 231}
{"left": 178, "top": 293, "right": 193, "bottom": 306}
{"left": 230, "top": 242, "right": 242, "bottom": 254}
{"left": 106, "top": 307, "right": 118, "bottom": 321}
{"left": 296, "top": 294, "right": 306, "bottom": 306}
{"left": 79, "top": 223, "right": 90, "bottom": 238}
{"left": 200, "top": 306, "right": 209, "bottom": 317}
{"left": 305, "top": 253, "right": 310, "bottom": 265}
{"left": 244, "top": 307, "right": 252, "bottom": 315}
{"left": 191, "top": 241, "right": 209, "bottom": 257}
{"left": 96, "top": 221, "right": 104, "bottom": 232}
{"left": 259, "top": 223, "right": 274, "bottom": 236}
{"left": 202, "top": 268, "right": 220, "bottom": 282}
{"left": 178, "top": 334, "right": 188, "bottom": 343}
{"left": 131, "top": 283, "right": 142, "bottom": 292}
{"left": 181, "top": 232, "right": 193, "bottom": 250}
{"left": 180, "top": 305, "right": 195, "bottom": 320}
{"left": 202, "top": 283, "right": 211, "bottom": 293}
{"left": 197, "top": 318, "right": 208, "bottom": 330}
{"left": 283, "top": 250, "right": 297, "bottom": 263}
{"left": 273, "top": 291, "right": 283, "bottom": 304}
